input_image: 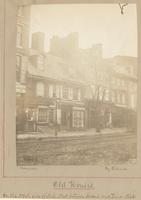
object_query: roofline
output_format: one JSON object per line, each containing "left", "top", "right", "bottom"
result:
{"left": 27, "top": 74, "right": 88, "bottom": 87}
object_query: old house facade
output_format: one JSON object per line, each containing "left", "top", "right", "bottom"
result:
{"left": 22, "top": 32, "right": 87, "bottom": 132}
{"left": 16, "top": 29, "right": 137, "bottom": 133}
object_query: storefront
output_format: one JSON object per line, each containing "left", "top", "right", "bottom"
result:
{"left": 72, "top": 107, "right": 86, "bottom": 130}
{"left": 61, "top": 104, "right": 86, "bottom": 131}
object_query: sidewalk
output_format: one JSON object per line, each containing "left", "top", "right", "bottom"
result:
{"left": 17, "top": 127, "right": 128, "bottom": 140}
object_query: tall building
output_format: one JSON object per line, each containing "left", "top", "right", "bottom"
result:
{"left": 16, "top": 4, "right": 31, "bottom": 132}
{"left": 16, "top": 5, "right": 31, "bottom": 93}
{"left": 50, "top": 32, "right": 79, "bottom": 59}
{"left": 22, "top": 32, "right": 87, "bottom": 132}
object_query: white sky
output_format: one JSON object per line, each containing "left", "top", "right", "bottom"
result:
{"left": 30, "top": 4, "right": 137, "bottom": 58}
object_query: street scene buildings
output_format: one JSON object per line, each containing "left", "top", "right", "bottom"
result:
{"left": 16, "top": 4, "right": 137, "bottom": 165}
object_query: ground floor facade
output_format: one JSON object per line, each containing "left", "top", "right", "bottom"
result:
{"left": 16, "top": 96, "right": 137, "bottom": 133}
{"left": 16, "top": 99, "right": 87, "bottom": 132}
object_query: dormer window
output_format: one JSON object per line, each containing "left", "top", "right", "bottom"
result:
{"left": 37, "top": 55, "right": 44, "bottom": 70}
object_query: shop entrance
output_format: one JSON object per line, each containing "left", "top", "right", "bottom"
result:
{"left": 61, "top": 106, "right": 72, "bottom": 130}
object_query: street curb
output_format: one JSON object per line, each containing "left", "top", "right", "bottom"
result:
{"left": 16, "top": 130, "right": 135, "bottom": 141}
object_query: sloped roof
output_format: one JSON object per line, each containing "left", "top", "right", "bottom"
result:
{"left": 28, "top": 52, "right": 87, "bottom": 85}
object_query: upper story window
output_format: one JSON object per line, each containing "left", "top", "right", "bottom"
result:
{"left": 73, "top": 88, "right": 81, "bottom": 101}
{"left": 17, "top": 25, "right": 23, "bottom": 47}
{"left": 68, "top": 88, "right": 73, "bottom": 100}
{"left": 56, "top": 85, "right": 61, "bottom": 98}
{"left": 37, "top": 55, "right": 44, "bottom": 70}
{"left": 36, "top": 82, "right": 45, "bottom": 97}
{"left": 63, "top": 86, "right": 68, "bottom": 99}
{"left": 49, "top": 85, "right": 54, "bottom": 98}
{"left": 78, "top": 89, "right": 81, "bottom": 101}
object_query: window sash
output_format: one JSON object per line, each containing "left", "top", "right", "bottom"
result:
{"left": 73, "top": 111, "right": 84, "bottom": 128}
{"left": 38, "top": 108, "right": 49, "bottom": 122}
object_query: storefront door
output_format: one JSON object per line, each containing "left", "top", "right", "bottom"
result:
{"left": 61, "top": 106, "right": 71, "bottom": 130}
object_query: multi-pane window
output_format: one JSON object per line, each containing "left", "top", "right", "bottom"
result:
{"left": 73, "top": 88, "right": 81, "bottom": 101}
{"left": 68, "top": 88, "right": 73, "bottom": 100}
{"left": 36, "top": 82, "right": 45, "bottom": 97}
{"left": 17, "top": 25, "right": 23, "bottom": 47}
{"left": 63, "top": 86, "right": 68, "bottom": 99}
{"left": 73, "top": 111, "right": 84, "bottom": 128}
{"left": 27, "top": 108, "right": 36, "bottom": 121}
{"left": 38, "top": 108, "right": 49, "bottom": 122}
{"left": 49, "top": 109, "right": 55, "bottom": 123}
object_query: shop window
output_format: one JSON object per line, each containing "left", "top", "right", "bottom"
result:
{"left": 36, "top": 82, "right": 45, "bottom": 97}
{"left": 27, "top": 108, "right": 36, "bottom": 121}
{"left": 38, "top": 108, "right": 49, "bottom": 122}
{"left": 49, "top": 109, "right": 55, "bottom": 124}
{"left": 73, "top": 111, "right": 84, "bottom": 128}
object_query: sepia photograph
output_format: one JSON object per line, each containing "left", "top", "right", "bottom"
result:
{"left": 16, "top": 3, "right": 137, "bottom": 166}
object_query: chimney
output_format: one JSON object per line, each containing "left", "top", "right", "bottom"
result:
{"left": 31, "top": 32, "right": 45, "bottom": 52}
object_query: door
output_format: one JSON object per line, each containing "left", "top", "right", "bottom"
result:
{"left": 61, "top": 106, "right": 71, "bottom": 130}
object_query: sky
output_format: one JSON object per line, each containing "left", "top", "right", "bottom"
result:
{"left": 30, "top": 4, "right": 137, "bottom": 58}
